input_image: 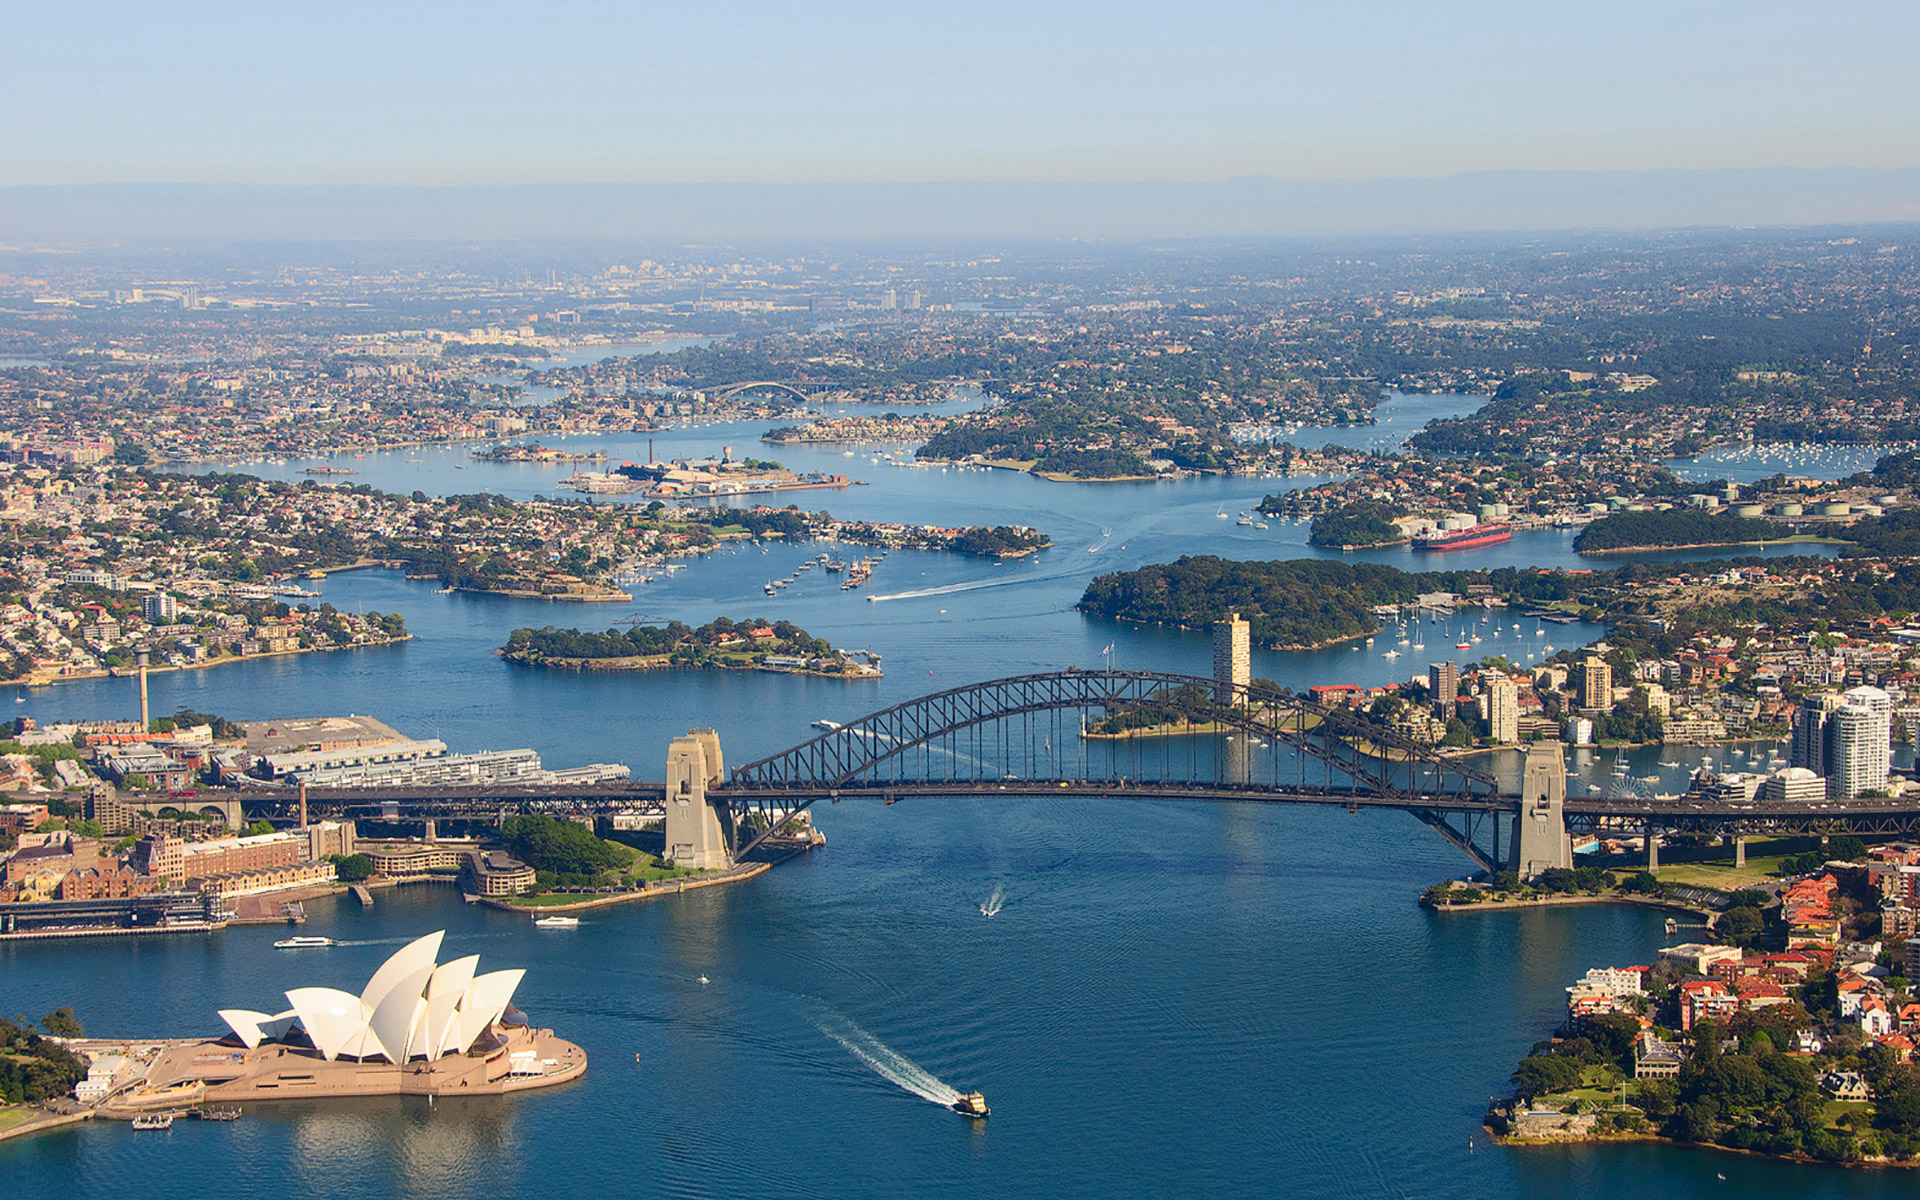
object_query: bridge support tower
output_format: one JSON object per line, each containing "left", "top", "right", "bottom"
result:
{"left": 1514, "top": 740, "right": 1572, "bottom": 879}
{"left": 666, "top": 729, "right": 732, "bottom": 869}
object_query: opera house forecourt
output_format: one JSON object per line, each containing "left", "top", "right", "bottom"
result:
{"left": 107, "top": 932, "right": 584, "bottom": 1110}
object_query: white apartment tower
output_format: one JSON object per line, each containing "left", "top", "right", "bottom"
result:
{"left": 1213, "top": 612, "right": 1251, "bottom": 704}
{"left": 1830, "top": 685, "right": 1893, "bottom": 800}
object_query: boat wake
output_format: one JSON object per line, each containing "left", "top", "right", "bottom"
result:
{"left": 980, "top": 886, "right": 1006, "bottom": 918}
{"left": 819, "top": 1014, "right": 962, "bottom": 1107}
{"left": 865, "top": 564, "right": 1085, "bottom": 603}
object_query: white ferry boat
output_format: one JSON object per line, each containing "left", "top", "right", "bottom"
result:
{"left": 533, "top": 916, "right": 580, "bottom": 928}
{"left": 273, "top": 936, "right": 334, "bottom": 949}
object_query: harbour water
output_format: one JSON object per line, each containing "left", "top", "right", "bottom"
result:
{"left": 2, "top": 393, "right": 1899, "bottom": 1198}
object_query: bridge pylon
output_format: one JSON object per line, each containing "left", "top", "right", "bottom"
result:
{"left": 1514, "top": 740, "right": 1572, "bottom": 879}
{"left": 666, "top": 730, "right": 732, "bottom": 869}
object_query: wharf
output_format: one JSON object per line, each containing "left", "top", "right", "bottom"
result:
{"left": 0, "top": 919, "right": 226, "bottom": 943}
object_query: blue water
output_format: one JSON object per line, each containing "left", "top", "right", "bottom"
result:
{"left": 1668, "top": 441, "right": 1917, "bottom": 484}
{"left": 0, "top": 392, "right": 1888, "bottom": 1197}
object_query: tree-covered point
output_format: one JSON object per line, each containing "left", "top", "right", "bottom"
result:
{"left": 1078, "top": 557, "right": 1593, "bottom": 650}
{"left": 498, "top": 815, "right": 635, "bottom": 877}
{"left": 950, "top": 526, "right": 1051, "bottom": 557}
{"left": 0, "top": 1011, "right": 87, "bottom": 1104}
{"left": 1302, "top": 502, "right": 1409, "bottom": 549}
{"left": 1840, "top": 509, "right": 1920, "bottom": 558}
{"left": 502, "top": 616, "right": 834, "bottom": 662}
{"left": 1031, "top": 447, "right": 1153, "bottom": 478}
{"left": 1573, "top": 509, "right": 1787, "bottom": 552}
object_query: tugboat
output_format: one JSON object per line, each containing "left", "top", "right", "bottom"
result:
{"left": 951, "top": 1091, "right": 991, "bottom": 1119}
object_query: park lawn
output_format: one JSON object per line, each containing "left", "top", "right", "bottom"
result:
{"left": 1539, "top": 1085, "right": 1631, "bottom": 1112}
{"left": 626, "top": 861, "right": 697, "bottom": 884}
{"left": 1821, "top": 1099, "right": 1874, "bottom": 1132}
{"left": 0, "top": 1107, "right": 34, "bottom": 1133}
{"left": 1633, "top": 837, "right": 1810, "bottom": 891}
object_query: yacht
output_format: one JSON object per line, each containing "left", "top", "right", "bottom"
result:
{"left": 533, "top": 915, "right": 579, "bottom": 928}
{"left": 274, "top": 936, "right": 334, "bottom": 949}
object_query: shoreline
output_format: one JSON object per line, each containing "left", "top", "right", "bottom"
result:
{"left": 0, "top": 1107, "right": 91, "bottom": 1144}
{"left": 1576, "top": 535, "right": 1849, "bottom": 556}
{"left": 7, "top": 634, "right": 413, "bottom": 690}
{"left": 483, "top": 845, "right": 807, "bottom": 915}
{"left": 501, "top": 653, "right": 881, "bottom": 680}
{"left": 1488, "top": 1112, "right": 1920, "bottom": 1171}
{"left": 1422, "top": 891, "right": 1719, "bottom": 920}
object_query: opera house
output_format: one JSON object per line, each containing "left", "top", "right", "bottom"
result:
{"left": 117, "top": 932, "right": 585, "bottom": 1107}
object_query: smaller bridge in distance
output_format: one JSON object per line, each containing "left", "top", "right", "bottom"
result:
{"left": 702, "top": 380, "right": 835, "bottom": 404}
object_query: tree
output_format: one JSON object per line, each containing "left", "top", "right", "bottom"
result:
{"left": 1512, "top": 1053, "right": 1583, "bottom": 1098}
{"left": 331, "top": 854, "right": 376, "bottom": 883}
{"left": 40, "top": 1007, "right": 82, "bottom": 1039}
{"left": 1717, "top": 905, "right": 1766, "bottom": 949}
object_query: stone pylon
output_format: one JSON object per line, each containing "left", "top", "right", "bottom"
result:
{"left": 665, "top": 729, "right": 732, "bottom": 869}
{"left": 1514, "top": 739, "right": 1572, "bottom": 879}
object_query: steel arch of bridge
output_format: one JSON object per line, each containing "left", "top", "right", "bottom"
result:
{"left": 707, "top": 381, "right": 819, "bottom": 403}
{"left": 722, "top": 670, "right": 1505, "bottom": 851}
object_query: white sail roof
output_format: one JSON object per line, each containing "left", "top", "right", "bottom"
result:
{"left": 234, "top": 931, "right": 526, "bottom": 1064}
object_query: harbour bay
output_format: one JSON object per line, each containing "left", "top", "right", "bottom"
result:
{"left": 2, "top": 393, "right": 1898, "bottom": 1198}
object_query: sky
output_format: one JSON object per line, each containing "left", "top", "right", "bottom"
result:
{"left": 6, "top": 0, "right": 1919, "bottom": 187}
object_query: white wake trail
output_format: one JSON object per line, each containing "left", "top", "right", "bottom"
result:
{"left": 819, "top": 1016, "right": 962, "bottom": 1107}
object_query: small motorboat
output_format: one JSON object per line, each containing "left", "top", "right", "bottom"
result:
{"left": 533, "top": 916, "right": 579, "bottom": 928}
{"left": 951, "top": 1091, "right": 990, "bottom": 1119}
{"left": 274, "top": 936, "right": 334, "bottom": 949}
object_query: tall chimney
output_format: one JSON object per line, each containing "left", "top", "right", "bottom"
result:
{"left": 136, "top": 648, "right": 150, "bottom": 730}
{"left": 298, "top": 782, "right": 308, "bottom": 829}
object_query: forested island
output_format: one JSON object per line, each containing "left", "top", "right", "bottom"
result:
{"left": 1294, "top": 501, "right": 1410, "bottom": 549}
{"left": 501, "top": 617, "right": 880, "bottom": 678}
{"left": 1573, "top": 509, "right": 1791, "bottom": 553}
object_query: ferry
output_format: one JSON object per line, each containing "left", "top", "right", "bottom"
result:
{"left": 1412, "top": 523, "right": 1513, "bottom": 552}
{"left": 533, "top": 915, "right": 580, "bottom": 928}
{"left": 811, "top": 718, "right": 842, "bottom": 731}
{"left": 274, "top": 936, "right": 334, "bottom": 949}
{"left": 951, "top": 1091, "right": 990, "bottom": 1119}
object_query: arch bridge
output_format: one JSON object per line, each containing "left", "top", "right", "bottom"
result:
{"left": 664, "top": 669, "right": 1574, "bottom": 874}
{"left": 704, "top": 380, "right": 828, "bottom": 404}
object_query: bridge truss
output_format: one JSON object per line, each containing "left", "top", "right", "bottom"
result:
{"left": 719, "top": 669, "right": 1512, "bottom": 862}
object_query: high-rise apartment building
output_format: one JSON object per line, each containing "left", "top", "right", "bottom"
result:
{"left": 1428, "top": 661, "right": 1459, "bottom": 720}
{"left": 1791, "top": 692, "right": 1845, "bottom": 775}
{"left": 1213, "top": 612, "right": 1250, "bottom": 704}
{"left": 1830, "top": 685, "right": 1893, "bottom": 799}
{"left": 1487, "top": 674, "right": 1519, "bottom": 743}
{"left": 1578, "top": 657, "right": 1613, "bottom": 712}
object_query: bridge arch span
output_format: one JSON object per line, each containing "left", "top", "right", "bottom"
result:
{"left": 719, "top": 670, "right": 1507, "bottom": 859}
{"left": 707, "top": 381, "right": 816, "bottom": 403}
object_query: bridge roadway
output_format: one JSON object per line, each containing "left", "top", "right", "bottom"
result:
{"left": 204, "top": 778, "right": 1920, "bottom": 836}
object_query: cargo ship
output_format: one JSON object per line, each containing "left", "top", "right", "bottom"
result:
{"left": 1412, "top": 523, "right": 1512, "bottom": 552}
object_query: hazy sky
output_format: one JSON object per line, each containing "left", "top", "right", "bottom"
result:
{"left": 9, "top": 0, "right": 1918, "bottom": 186}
